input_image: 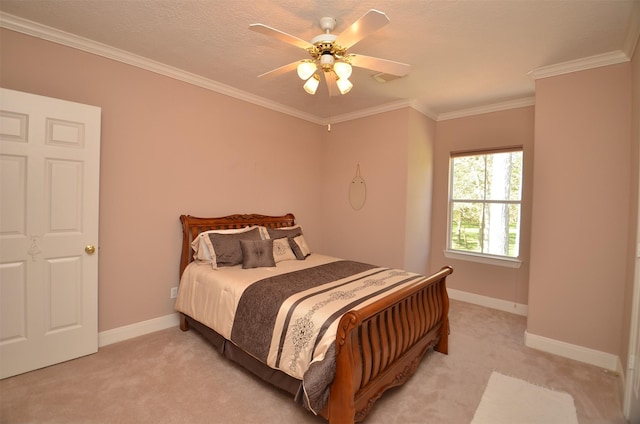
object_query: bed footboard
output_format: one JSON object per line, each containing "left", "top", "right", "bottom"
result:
{"left": 326, "top": 266, "right": 452, "bottom": 424}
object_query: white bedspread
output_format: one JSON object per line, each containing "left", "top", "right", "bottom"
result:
{"left": 175, "top": 254, "right": 340, "bottom": 341}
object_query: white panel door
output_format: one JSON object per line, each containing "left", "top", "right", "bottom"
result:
{"left": 0, "top": 88, "right": 101, "bottom": 379}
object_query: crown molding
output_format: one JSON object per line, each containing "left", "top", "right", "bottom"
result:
{"left": 409, "top": 100, "right": 439, "bottom": 121}
{"left": 0, "top": 12, "right": 532, "bottom": 127}
{"left": 323, "top": 99, "right": 416, "bottom": 125}
{"left": 1, "top": 10, "right": 632, "bottom": 126}
{"left": 324, "top": 97, "right": 537, "bottom": 124}
{"left": 0, "top": 12, "right": 325, "bottom": 125}
{"left": 436, "top": 97, "right": 535, "bottom": 121}
{"left": 323, "top": 99, "right": 443, "bottom": 125}
{"left": 0, "top": 12, "right": 428, "bottom": 126}
{"left": 0, "top": 11, "right": 429, "bottom": 127}
{"left": 527, "top": 50, "right": 630, "bottom": 80}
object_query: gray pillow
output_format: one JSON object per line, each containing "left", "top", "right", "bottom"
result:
{"left": 208, "top": 227, "right": 262, "bottom": 267}
{"left": 267, "top": 225, "right": 302, "bottom": 240}
{"left": 240, "top": 239, "right": 275, "bottom": 269}
{"left": 288, "top": 235, "right": 311, "bottom": 260}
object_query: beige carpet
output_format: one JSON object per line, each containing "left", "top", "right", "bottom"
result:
{"left": 0, "top": 300, "right": 626, "bottom": 424}
{"left": 471, "top": 371, "right": 578, "bottom": 424}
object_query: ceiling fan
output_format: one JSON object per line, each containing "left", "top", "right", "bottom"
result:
{"left": 249, "top": 9, "right": 410, "bottom": 96}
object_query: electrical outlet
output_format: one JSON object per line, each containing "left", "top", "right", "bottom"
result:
{"left": 170, "top": 286, "right": 178, "bottom": 299}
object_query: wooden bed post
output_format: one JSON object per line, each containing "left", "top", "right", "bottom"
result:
{"left": 179, "top": 313, "right": 189, "bottom": 331}
{"left": 435, "top": 267, "right": 451, "bottom": 354}
{"left": 179, "top": 215, "right": 192, "bottom": 278}
{"left": 329, "top": 311, "right": 360, "bottom": 424}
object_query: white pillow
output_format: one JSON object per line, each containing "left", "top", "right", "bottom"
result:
{"left": 272, "top": 237, "right": 297, "bottom": 263}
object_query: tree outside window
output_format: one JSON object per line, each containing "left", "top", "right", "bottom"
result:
{"left": 448, "top": 149, "right": 523, "bottom": 258}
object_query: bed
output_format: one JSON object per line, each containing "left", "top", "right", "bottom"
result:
{"left": 176, "top": 213, "right": 453, "bottom": 423}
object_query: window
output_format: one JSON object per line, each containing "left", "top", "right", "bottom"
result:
{"left": 447, "top": 148, "right": 523, "bottom": 262}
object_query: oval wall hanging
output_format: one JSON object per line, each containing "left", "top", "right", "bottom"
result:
{"left": 349, "top": 164, "right": 366, "bottom": 211}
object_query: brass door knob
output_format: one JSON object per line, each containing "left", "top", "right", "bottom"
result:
{"left": 85, "top": 245, "right": 96, "bottom": 255}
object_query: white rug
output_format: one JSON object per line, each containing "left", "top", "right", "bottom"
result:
{"left": 471, "top": 371, "right": 579, "bottom": 424}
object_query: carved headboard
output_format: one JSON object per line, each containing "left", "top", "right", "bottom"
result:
{"left": 179, "top": 213, "right": 296, "bottom": 277}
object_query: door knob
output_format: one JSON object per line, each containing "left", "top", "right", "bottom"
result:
{"left": 85, "top": 245, "right": 96, "bottom": 255}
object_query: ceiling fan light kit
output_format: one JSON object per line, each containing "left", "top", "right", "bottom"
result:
{"left": 336, "top": 77, "right": 353, "bottom": 95}
{"left": 303, "top": 74, "right": 321, "bottom": 95}
{"left": 297, "top": 60, "right": 317, "bottom": 80}
{"left": 334, "top": 61, "right": 352, "bottom": 79}
{"left": 250, "top": 9, "right": 410, "bottom": 97}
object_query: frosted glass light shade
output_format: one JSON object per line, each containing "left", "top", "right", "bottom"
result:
{"left": 334, "top": 61, "right": 352, "bottom": 79}
{"left": 303, "top": 74, "right": 320, "bottom": 95}
{"left": 336, "top": 78, "right": 353, "bottom": 95}
{"left": 297, "top": 61, "right": 317, "bottom": 80}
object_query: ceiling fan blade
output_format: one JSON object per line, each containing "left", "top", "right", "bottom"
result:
{"left": 257, "top": 61, "right": 300, "bottom": 78}
{"left": 349, "top": 54, "right": 411, "bottom": 77}
{"left": 249, "top": 23, "right": 314, "bottom": 50}
{"left": 324, "top": 72, "right": 340, "bottom": 97}
{"left": 334, "top": 9, "right": 390, "bottom": 49}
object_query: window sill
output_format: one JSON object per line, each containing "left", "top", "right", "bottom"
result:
{"left": 444, "top": 250, "right": 522, "bottom": 269}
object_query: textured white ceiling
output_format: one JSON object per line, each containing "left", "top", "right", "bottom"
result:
{"left": 0, "top": 0, "right": 638, "bottom": 122}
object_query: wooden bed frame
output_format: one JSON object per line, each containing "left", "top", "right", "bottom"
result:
{"left": 179, "top": 213, "right": 453, "bottom": 424}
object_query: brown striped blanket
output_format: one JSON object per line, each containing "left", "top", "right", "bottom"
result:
{"left": 227, "top": 260, "right": 428, "bottom": 412}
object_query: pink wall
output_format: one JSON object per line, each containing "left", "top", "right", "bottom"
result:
{"left": 318, "top": 108, "right": 436, "bottom": 274}
{"left": 430, "top": 107, "right": 535, "bottom": 305}
{"left": 404, "top": 109, "right": 437, "bottom": 274}
{"left": 319, "top": 109, "right": 410, "bottom": 268}
{"left": 1, "top": 28, "right": 437, "bottom": 334}
{"left": 0, "top": 29, "right": 324, "bottom": 331}
{"left": 529, "top": 63, "right": 632, "bottom": 354}
{"left": 3, "top": 27, "right": 637, "bottom": 365}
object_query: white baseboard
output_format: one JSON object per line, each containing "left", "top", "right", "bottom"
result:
{"left": 448, "top": 288, "right": 623, "bottom": 373}
{"left": 617, "top": 357, "right": 627, "bottom": 412}
{"left": 524, "top": 330, "right": 620, "bottom": 372}
{"left": 98, "top": 313, "right": 180, "bottom": 347}
{"left": 447, "top": 288, "right": 528, "bottom": 316}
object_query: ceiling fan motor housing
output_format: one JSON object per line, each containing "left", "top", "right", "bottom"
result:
{"left": 320, "top": 51, "right": 335, "bottom": 71}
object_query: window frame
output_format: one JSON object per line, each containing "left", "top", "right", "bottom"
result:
{"left": 445, "top": 146, "right": 524, "bottom": 268}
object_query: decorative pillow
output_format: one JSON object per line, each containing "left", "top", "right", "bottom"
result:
{"left": 207, "top": 227, "right": 263, "bottom": 268}
{"left": 240, "top": 239, "right": 275, "bottom": 269}
{"left": 272, "top": 237, "right": 297, "bottom": 263}
{"left": 255, "top": 226, "right": 270, "bottom": 240}
{"left": 267, "top": 225, "right": 303, "bottom": 240}
{"left": 289, "top": 234, "right": 311, "bottom": 260}
{"left": 191, "top": 226, "right": 261, "bottom": 263}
